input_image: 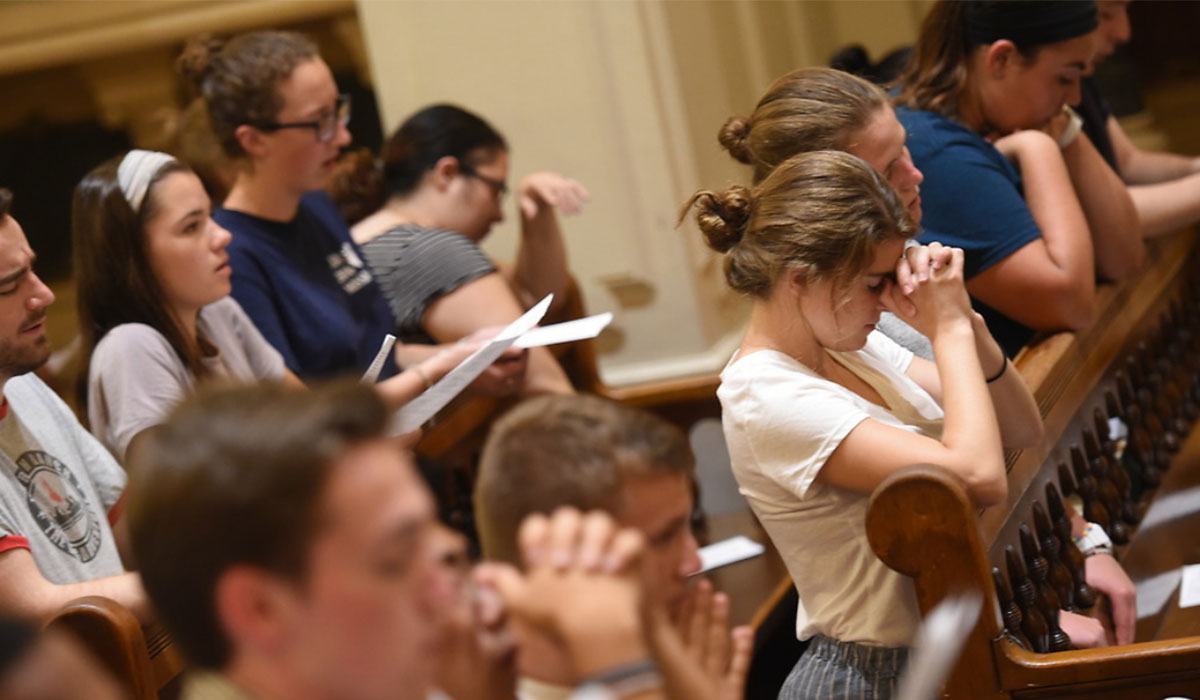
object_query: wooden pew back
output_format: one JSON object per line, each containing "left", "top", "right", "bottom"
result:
{"left": 866, "top": 232, "right": 1200, "bottom": 698}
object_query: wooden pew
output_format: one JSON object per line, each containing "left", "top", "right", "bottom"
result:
{"left": 866, "top": 230, "right": 1200, "bottom": 699}
{"left": 47, "top": 596, "right": 184, "bottom": 699}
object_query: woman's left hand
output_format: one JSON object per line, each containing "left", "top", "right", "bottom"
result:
{"left": 519, "top": 171, "right": 590, "bottom": 221}
{"left": 889, "top": 241, "right": 956, "bottom": 317}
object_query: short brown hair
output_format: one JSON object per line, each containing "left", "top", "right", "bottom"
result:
{"left": 127, "top": 381, "right": 387, "bottom": 669}
{"left": 683, "top": 150, "right": 915, "bottom": 299}
{"left": 719, "top": 68, "right": 889, "bottom": 184}
{"left": 178, "top": 30, "right": 318, "bottom": 158}
{"left": 475, "top": 395, "right": 694, "bottom": 566}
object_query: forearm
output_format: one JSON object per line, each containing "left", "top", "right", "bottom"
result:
{"left": 1061, "top": 134, "right": 1144, "bottom": 280}
{"left": 933, "top": 323, "right": 1006, "bottom": 503}
{"left": 1, "top": 572, "right": 151, "bottom": 624}
{"left": 1121, "top": 149, "right": 1200, "bottom": 185}
{"left": 1013, "top": 137, "right": 1095, "bottom": 296}
{"left": 972, "top": 315, "right": 1043, "bottom": 450}
{"left": 523, "top": 347, "right": 574, "bottom": 396}
{"left": 515, "top": 210, "right": 570, "bottom": 314}
{"left": 1129, "top": 173, "right": 1200, "bottom": 238}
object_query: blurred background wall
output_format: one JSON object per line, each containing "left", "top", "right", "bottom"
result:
{"left": 0, "top": 0, "right": 1193, "bottom": 388}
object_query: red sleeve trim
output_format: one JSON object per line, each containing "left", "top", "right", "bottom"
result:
{"left": 0, "top": 535, "right": 30, "bottom": 554}
{"left": 107, "top": 493, "right": 127, "bottom": 528}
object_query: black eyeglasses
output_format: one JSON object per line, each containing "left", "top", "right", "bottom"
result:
{"left": 459, "top": 162, "right": 508, "bottom": 201}
{"left": 252, "top": 94, "right": 351, "bottom": 143}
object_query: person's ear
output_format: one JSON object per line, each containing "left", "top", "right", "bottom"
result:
{"left": 234, "top": 125, "right": 270, "bottom": 160}
{"left": 984, "top": 39, "right": 1019, "bottom": 78}
{"left": 213, "top": 565, "right": 299, "bottom": 655}
{"left": 429, "top": 156, "right": 462, "bottom": 193}
{"left": 784, "top": 267, "right": 808, "bottom": 295}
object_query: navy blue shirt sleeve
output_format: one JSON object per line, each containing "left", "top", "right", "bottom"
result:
{"left": 900, "top": 109, "right": 1043, "bottom": 279}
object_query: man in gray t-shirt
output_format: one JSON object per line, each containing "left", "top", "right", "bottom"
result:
{"left": 0, "top": 188, "right": 148, "bottom": 623}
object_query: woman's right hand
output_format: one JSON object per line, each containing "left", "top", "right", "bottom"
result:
{"left": 992, "top": 129, "right": 1058, "bottom": 165}
{"left": 884, "top": 243, "right": 974, "bottom": 340}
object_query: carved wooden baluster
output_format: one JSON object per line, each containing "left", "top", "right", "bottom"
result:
{"left": 1148, "top": 372, "right": 1185, "bottom": 451}
{"left": 993, "top": 566, "right": 1032, "bottom": 650}
{"left": 1032, "top": 501, "right": 1075, "bottom": 610}
{"left": 1068, "top": 446, "right": 1124, "bottom": 543}
{"left": 1089, "top": 410, "right": 1136, "bottom": 525}
{"left": 1071, "top": 442, "right": 1127, "bottom": 543}
{"left": 1006, "top": 545, "right": 1051, "bottom": 653}
{"left": 1104, "top": 390, "right": 1151, "bottom": 500}
{"left": 1127, "top": 356, "right": 1178, "bottom": 453}
{"left": 1046, "top": 481, "right": 1096, "bottom": 610}
{"left": 1111, "top": 379, "right": 1165, "bottom": 488}
{"left": 1019, "top": 523, "right": 1071, "bottom": 651}
{"left": 1166, "top": 336, "right": 1200, "bottom": 421}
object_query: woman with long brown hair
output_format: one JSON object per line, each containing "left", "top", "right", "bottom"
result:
{"left": 73, "top": 150, "right": 466, "bottom": 462}
{"left": 685, "top": 150, "right": 1041, "bottom": 698}
{"left": 894, "top": 0, "right": 1140, "bottom": 356}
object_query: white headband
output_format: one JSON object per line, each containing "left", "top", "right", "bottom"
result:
{"left": 117, "top": 149, "right": 177, "bottom": 213}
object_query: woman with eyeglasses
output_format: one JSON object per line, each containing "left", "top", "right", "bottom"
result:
{"left": 178, "top": 32, "right": 526, "bottom": 393}
{"left": 330, "top": 104, "right": 587, "bottom": 395}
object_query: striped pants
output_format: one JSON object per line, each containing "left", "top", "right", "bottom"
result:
{"left": 778, "top": 635, "right": 908, "bottom": 700}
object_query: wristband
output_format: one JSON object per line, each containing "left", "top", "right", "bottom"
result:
{"left": 1058, "top": 105, "right": 1083, "bottom": 149}
{"left": 574, "top": 658, "right": 661, "bottom": 700}
{"left": 985, "top": 357, "right": 1008, "bottom": 383}
{"left": 1073, "top": 521, "right": 1113, "bottom": 556}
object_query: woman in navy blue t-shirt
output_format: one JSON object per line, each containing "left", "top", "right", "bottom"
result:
{"left": 893, "top": 0, "right": 1141, "bottom": 356}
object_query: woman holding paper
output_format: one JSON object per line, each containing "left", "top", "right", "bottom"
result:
{"left": 684, "top": 150, "right": 1042, "bottom": 699}
{"left": 175, "top": 30, "right": 527, "bottom": 397}
{"left": 330, "top": 104, "right": 579, "bottom": 396}
{"left": 73, "top": 150, "right": 468, "bottom": 463}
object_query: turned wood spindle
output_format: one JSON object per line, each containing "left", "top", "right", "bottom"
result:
{"left": 1006, "top": 545, "right": 1051, "bottom": 653}
{"left": 1085, "top": 422, "right": 1137, "bottom": 526}
{"left": 1032, "top": 501, "right": 1075, "bottom": 610}
{"left": 993, "top": 566, "right": 1032, "bottom": 650}
{"left": 1019, "top": 524, "right": 1070, "bottom": 651}
{"left": 1109, "top": 384, "right": 1164, "bottom": 489}
{"left": 1070, "top": 443, "right": 1127, "bottom": 543}
{"left": 1045, "top": 482, "right": 1097, "bottom": 610}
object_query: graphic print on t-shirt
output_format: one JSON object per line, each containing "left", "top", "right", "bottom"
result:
{"left": 13, "top": 450, "right": 102, "bottom": 562}
{"left": 327, "top": 242, "right": 374, "bottom": 295}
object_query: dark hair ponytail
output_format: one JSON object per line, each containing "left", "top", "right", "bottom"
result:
{"left": 327, "top": 104, "right": 507, "bottom": 226}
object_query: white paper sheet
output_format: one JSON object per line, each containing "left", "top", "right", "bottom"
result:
{"left": 1180, "top": 563, "right": 1200, "bottom": 608}
{"left": 361, "top": 334, "right": 397, "bottom": 384}
{"left": 513, "top": 312, "right": 613, "bottom": 349}
{"left": 389, "top": 295, "right": 553, "bottom": 435}
{"left": 694, "top": 535, "right": 765, "bottom": 574}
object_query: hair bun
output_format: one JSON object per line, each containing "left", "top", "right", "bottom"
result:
{"left": 691, "top": 186, "right": 752, "bottom": 253}
{"left": 718, "top": 117, "right": 753, "bottom": 165}
{"left": 177, "top": 35, "right": 224, "bottom": 92}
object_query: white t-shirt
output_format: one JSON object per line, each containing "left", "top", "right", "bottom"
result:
{"left": 717, "top": 331, "right": 944, "bottom": 647}
{"left": 87, "top": 297, "right": 286, "bottom": 462}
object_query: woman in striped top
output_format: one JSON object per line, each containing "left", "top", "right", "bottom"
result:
{"left": 332, "top": 104, "right": 583, "bottom": 396}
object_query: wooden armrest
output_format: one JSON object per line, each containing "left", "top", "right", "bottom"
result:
{"left": 597, "top": 373, "right": 721, "bottom": 408}
{"left": 48, "top": 596, "right": 155, "bottom": 700}
{"left": 998, "top": 635, "right": 1200, "bottom": 687}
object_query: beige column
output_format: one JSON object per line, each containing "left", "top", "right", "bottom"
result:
{"left": 357, "top": 0, "right": 924, "bottom": 385}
